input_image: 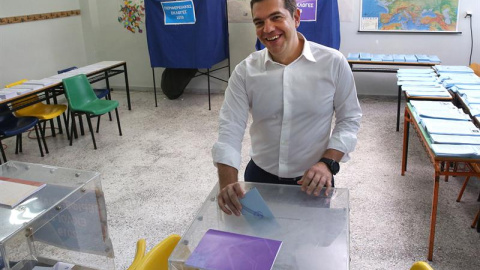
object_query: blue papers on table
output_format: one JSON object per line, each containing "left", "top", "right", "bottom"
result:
{"left": 397, "top": 68, "right": 435, "bottom": 75}
{"left": 431, "top": 144, "right": 480, "bottom": 158}
{"left": 240, "top": 187, "right": 275, "bottom": 222}
{"left": 347, "top": 53, "right": 359, "bottom": 61}
{"left": 421, "top": 118, "right": 480, "bottom": 136}
{"left": 410, "top": 101, "right": 468, "bottom": 121}
{"left": 185, "top": 229, "right": 282, "bottom": 270}
{"left": 434, "top": 65, "right": 474, "bottom": 74}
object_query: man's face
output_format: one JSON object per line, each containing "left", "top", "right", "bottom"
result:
{"left": 252, "top": 0, "right": 301, "bottom": 64}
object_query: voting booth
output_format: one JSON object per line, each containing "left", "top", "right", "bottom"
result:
{"left": 145, "top": 0, "right": 230, "bottom": 107}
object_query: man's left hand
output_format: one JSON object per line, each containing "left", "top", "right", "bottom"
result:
{"left": 297, "top": 162, "right": 332, "bottom": 196}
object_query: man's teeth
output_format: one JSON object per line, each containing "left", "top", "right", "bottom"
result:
{"left": 266, "top": 35, "right": 279, "bottom": 41}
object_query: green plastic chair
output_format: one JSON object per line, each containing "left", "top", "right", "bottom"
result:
{"left": 62, "top": 74, "right": 122, "bottom": 149}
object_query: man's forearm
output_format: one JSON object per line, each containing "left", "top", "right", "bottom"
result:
{"left": 322, "top": 149, "right": 344, "bottom": 162}
{"left": 217, "top": 163, "right": 239, "bottom": 189}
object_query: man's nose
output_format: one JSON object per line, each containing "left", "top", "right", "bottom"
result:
{"left": 263, "top": 20, "right": 274, "bottom": 33}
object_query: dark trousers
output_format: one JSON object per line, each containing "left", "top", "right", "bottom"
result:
{"left": 244, "top": 159, "right": 335, "bottom": 187}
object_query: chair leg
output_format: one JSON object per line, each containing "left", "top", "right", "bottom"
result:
{"left": 34, "top": 124, "right": 44, "bottom": 157}
{"left": 40, "top": 121, "right": 49, "bottom": 154}
{"left": 85, "top": 114, "right": 97, "bottom": 150}
{"left": 472, "top": 210, "right": 480, "bottom": 228}
{"left": 49, "top": 118, "right": 56, "bottom": 137}
{"left": 107, "top": 95, "right": 113, "bottom": 121}
{"left": 63, "top": 112, "right": 70, "bottom": 140}
{"left": 96, "top": 115, "right": 101, "bottom": 133}
{"left": 457, "top": 176, "right": 470, "bottom": 202}
{"left": 0, "top": 140, "right": 7, "bottom": 162}
{"left": 19, "top": 134, "right": 23, "bottom": 153}
{"left": 69, "top": 112, "right": 76, "bottom": 146}
{"left": 79, "top": 115, "right": 85, "bottom": 136}
{"left": 15, "top": 135, "right": 19, "bottom": 154}
{"left": 115, "top": 108, "right": 122, "bottom": 136}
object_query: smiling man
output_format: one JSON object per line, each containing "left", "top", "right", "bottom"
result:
{"left": 212, "top": 0, "right": 362, "bottom": 216}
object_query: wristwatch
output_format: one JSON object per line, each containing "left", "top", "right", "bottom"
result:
{"left": 319, "top": 158, "right": 340, "bottom": 175}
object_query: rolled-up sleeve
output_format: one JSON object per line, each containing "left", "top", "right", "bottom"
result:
{"left": 328, "top": 56, "right": 362, "bottom": 162}
{"left": 212, "top": 62, "right": 250, "bottom": 170}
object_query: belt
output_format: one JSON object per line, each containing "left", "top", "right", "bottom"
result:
{"left": 278, "top": 176, "right": 303, "bottom": 182}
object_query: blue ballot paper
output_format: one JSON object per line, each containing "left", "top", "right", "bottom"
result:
{"left": 239, "top": 187, "right": 274, "bottom": 220}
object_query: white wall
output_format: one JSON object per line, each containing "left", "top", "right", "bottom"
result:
{"left": 0, "top": 0, "right": 88, "bottom": 87}
{"left": 2, "top": 0, "right": 479, "bottom": 96}
{"left": 339, "top": 0, "right": 480, "bottom": 96}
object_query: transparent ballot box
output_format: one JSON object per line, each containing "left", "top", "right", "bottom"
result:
{"left": 169, "top": 182, "right": 350, "bottom": 270}
{"left": 0, "top": 161, "right": 114, "bottom": 270}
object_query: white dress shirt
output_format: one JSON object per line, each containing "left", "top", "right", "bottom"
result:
{"left": 212, "top": 36, "right": 362, "bottom": 178}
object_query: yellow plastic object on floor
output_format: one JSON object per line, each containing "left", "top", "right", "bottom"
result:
{"left": 410, "top": 261, "right": 434, "bottom": 270}
{"left": 128, "top": 234, "right": 181, "bottom": 270}
{"left": 126, "top": 239, "right": 146, "bottom": 270}
{"left": 5, "top": 79, "right": 27, "bottom": 88}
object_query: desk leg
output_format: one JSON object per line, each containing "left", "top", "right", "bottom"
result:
{"left": 152, "top": 68, "right": 158, "bottom": 107}
{"left": 397, "top": 86, "right": 401, "bottom": 132}
{"left": 428, "top": 173, "right": 440, "bottom": 261}
{"left": 124, "top": 63, "right": 132, "bottom": 110}
{"left": 401, "top": 108, "right": 410, "bottom": 175}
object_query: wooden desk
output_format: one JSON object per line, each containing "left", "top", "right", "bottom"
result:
{"left": 402, "top": 104, "right": 480, "bottom": 260}
{"left": 0, "top": 61, "right": 132, "bottom": 112}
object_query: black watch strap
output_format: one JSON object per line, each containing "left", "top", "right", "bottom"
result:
{"left": 319, "top": 157, "right": 340, "bottom": 175}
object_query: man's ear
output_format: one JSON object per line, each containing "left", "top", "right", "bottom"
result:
{"left": 294, "top": 8, "right": 301, "bottom": 28}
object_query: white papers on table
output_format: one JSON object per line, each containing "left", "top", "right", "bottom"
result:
{"left": 406, "top": 90, "right": 451, "bottom": 97}
{"left": 9, "top": 84, "right": 43, "bottom": 91}
{"left": 398, "top": 80, "right": 441, "bottom": 86}
{"left": 397, "top": 76, "right": 438, "bottom": 82}
{"left": 434, "top": 65, "right": 474, "bottom": 74}
{"left": 398, "top": 68, "right": 435, "bottom": 74}
{"left": 0, "top": 88, "right": 18, "bottom": 99}
{"left": 402, "top": 85, "right": 444, "bottom": 92}
{"left": 431, "top": 144, "right": 480, "bottom": 158}
{"left": 410, "top": 101, "right": 468, "bottom": 120}
{"left": 421, "top": 118, "right": 480, "bottom": 136}
{"left": 430, "top": 134, "right": 480, "bottom": 145}
{"left": 451, "top": 85, "right": 480, "bottom": 92}
{"left": 22, "top": 79, "right": 59, "bottom": 87}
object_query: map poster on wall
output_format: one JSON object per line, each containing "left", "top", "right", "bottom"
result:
{"left": 359, "top": 0, "right": 460, "bottom": 32}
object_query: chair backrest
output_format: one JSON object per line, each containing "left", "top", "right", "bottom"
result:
{"left": 58, "top": 66, "right": 78, "bottom": 74}
{"left": 127, "top": 239, "right": 147, "bottom": 270}
{"left": 135, "top": 234, "right": 181, "bottom": 270}
{"left": 470, "top": 63, "right": 480, "bottom": 77}
{"left": 410, "top": 261, "right": 434, "bottom": 270}
{"left": 5, "top": 79, "right": 27, "bottom": 88}
{"left": 62, "top": 74, "right": 98, "bottom": 110}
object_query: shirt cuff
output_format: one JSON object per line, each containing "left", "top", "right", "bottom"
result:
{"left": 212, "top": 142, "right": 242, "bottom": 170}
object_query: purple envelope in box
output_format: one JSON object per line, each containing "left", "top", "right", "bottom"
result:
{"left": 185, "top": 229, "right": 282, "bottom": 270}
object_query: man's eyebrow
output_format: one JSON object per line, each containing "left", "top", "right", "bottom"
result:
{"left": 253, "top": 11, "right": 283, "bottom": 23}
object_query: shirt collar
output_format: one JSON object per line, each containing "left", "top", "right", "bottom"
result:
{"left": 262, "top": 33, "right": 316, "bottom": 66}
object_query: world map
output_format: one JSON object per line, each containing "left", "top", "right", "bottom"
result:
{"left": 360, "top": 0, "right": 459, "bottom": 32}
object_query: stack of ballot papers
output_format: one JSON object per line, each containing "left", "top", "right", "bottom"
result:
{"left": 397, "top": 69, "right": 451, "bottom": 97}
{"left": 433, "top": 65, "right": 474, "bottom": 74}
{"left": 410, "top": 101, "right": 470, "bottom": 121}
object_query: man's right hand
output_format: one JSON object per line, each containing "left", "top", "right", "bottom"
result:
{"left": 217, "top": 182, "right": 245, "bottom": 216}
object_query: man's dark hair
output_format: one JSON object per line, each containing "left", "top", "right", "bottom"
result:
{"left": 250, "top": 0, "right": 297, "bottom": 17}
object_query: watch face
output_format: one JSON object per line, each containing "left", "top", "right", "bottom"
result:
{"left": 331, "top": 161, "right": 340, "bottom": 174}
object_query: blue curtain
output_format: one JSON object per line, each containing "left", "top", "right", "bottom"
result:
{"left": 145, "top": 0, "right": 229, "bottom": 68}
{"left": 256, "top": 0, "right": 340, "bottom": 50}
